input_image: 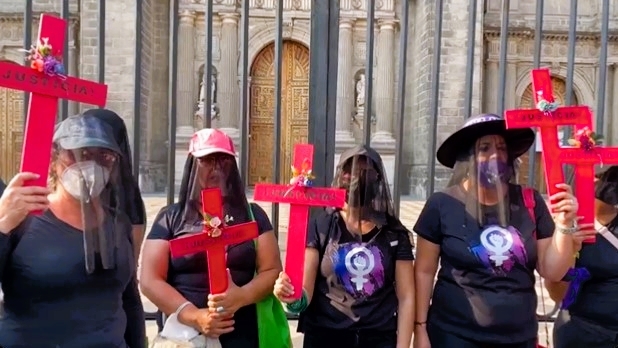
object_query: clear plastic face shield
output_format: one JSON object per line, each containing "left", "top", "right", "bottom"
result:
{"left": 52, "top": 144, "right": 122, "bottom": 273}
{"left": 448, "top": 134, "right": 515, "bottom": 227}
{"left": 333, "top": 145, "right": 395, "bottom": 235}
{"left": 83, "top": 108, "right": 137, "bottom": 214}
{"left": 179, "top": 153, "right": 252, "bottom": 227}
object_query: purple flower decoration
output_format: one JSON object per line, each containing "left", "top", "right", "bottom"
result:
{"left": 43, "top": 56, "right": 65, "bottom": 76}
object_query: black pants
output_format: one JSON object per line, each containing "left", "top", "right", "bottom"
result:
{"left": 303, "top": 328, "right": 397, "bottom": 348}
{"left": 427, "top": 323, "right": 537, "bottom": 348}
{"left": 553, "top": 310, "right": 618, "bottom": 348}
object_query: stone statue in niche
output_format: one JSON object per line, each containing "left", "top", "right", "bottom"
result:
{"left": 356, "top": 73, "right": 365, "bottom": 108}
{"left": 199, "top": 76, "right": 217, "bottom": 108}
{"left": 195, "top": 73, "right": 219, "bottom": 126}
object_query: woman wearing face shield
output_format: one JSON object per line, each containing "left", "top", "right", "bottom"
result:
{"left": 140, "top": 128, "right": 286, "bottom": 347}
{"left": 273, "top": 145, "right": 415, "bottom": 348}
{"left": 83, "top": 108, "right": 147, "bottom": 266}
{"left": 547, "top": 166, "right": 618, "bottom": 347}
{"left": 413, "top": 114, "right": 594, "bottom": 348}
{"left": 0, "top": 114, "right": 146, "bottom": 348}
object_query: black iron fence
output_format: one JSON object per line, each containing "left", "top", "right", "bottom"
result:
{"left": 12, "top": 0, "right": 615, "bottom": 326}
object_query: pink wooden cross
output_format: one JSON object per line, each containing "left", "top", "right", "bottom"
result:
{"left": 253, "top": 144, "right": 347, "bottom": 299}
{"left": 169, "top": 188, "right": 259, "bottom": 294}
{"left": 0, "top": 14, "right": 108, "bottom": 190}
{"left": 558, "top": 146, "right": 618, "bottom": 243}
{"left": 504, "top": 69, "right": 593, "bottom": 197}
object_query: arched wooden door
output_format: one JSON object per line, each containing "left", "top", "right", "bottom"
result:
{"left": 518, "top": 77, "right": 577, "bottom": 192}
{"left": 0, "top": 60, "right": 24, "bottom": 181}
{"left": 249, "top": 41, "right": 310, "bottom": 185}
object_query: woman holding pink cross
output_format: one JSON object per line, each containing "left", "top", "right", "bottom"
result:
{"left": 413, "top": 114, "right": 594, "bottom": 348}
{"left": 273, "top": 145, "right": 415, "bottom": 348}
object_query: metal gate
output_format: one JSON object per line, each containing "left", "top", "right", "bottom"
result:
{"left": 9, "top": 0, "right": 614, "bottom": 329}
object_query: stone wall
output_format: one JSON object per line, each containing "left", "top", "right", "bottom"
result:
{"left": 406, "top": 0, "right": 484, "bottom": 199}
{"left": 138, "top": 0, "right": 170, "bottom": 193}
{"left": 0, "top": 0, "right": 169, "bottom": 193}
{"left": 3, "top": 0, "right": 618, "bottom": 197}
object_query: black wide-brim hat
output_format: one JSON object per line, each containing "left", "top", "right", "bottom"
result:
{"left": 436, "top": 113, "right": 535, "bottom": 168}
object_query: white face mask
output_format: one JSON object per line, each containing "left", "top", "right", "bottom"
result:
{"left": 59, "top": 160, "right": 110, "bottom": 200}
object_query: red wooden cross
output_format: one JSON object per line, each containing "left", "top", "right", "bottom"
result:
{"left": 169, "top": 188, "right": 259, "bottom": 294}
{"left": 558, "top": 146, "right": 618, "bottom": 243}
{"left": 504, "top": 69, "right": 593, "bottom": 197}
{"left": 0, "top": 14, "right": 107, "bottom": 190}
{"left": 253, "top": 144, "right": 346, "bottom": 299}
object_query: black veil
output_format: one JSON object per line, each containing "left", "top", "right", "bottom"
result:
{"left": 177, "top": 153, "right": 253, "bottom": 229}
{"left": 82, "top": 108, "right": 145, "bottom": 226}
{"left": 595, "top": 165, "right": 618, "bottom": 206}
{"left": 332, "top": 145, "right": 410, "bottom": 239}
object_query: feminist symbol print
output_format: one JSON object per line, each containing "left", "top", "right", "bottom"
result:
{"left": 480, "top": 226, "right": 514, "bottom": 267}
{"left": 345, "top": 246, "right": 376, "bottom": 291}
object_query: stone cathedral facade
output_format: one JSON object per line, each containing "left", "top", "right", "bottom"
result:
{"left": 0, "top": 0, "right": 617, "bottom": 198}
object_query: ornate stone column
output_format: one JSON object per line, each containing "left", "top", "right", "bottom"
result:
{"left": 371, "top": 19, "right": 396, "bottom": 146}
{"left": 335, "top": 18, "right": 357, "bottom": 150}
{"left": 173, "top": 10, "right": 197, "bottom": 192}
{"left": 611, "top": 64, "right": 618, "bottom": 144}
{"left": 176, "top": 10, "right": 196, "bottom": 138}
{"left": 602, "top": 64, "right": 613, "bottom": 140}
{"left": 505, "top": 62, "right": 518, "bottom": 110}
{"left": 484, "top": 60, "right": 499, "bottom": 113}
{"left": 218, "top": 13, "right": 240, "bottom": 142}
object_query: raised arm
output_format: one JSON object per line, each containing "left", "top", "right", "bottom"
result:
{"left": 274, "top": 215, "right": 322, "bottom": 307}
{"left": 0, "top": 173, "right": 50, "bottom": 278}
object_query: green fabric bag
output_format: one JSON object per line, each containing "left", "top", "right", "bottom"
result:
{"left": 249, "top": 206, "right": 293, "bottom": 348}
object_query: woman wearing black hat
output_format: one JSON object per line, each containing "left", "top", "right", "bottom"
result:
{"left": 548, "top": 166, "right": 618, "bottom": 347}
{"left": 273, "top": 145, "right": 415, "bottom": 348}
{"left": 413, "top": 114, "right": 593, "bottom": 348}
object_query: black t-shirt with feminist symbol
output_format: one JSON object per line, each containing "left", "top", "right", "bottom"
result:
{"left": 413, "top": 184, "right": 554, "bottom": 344}
{"left": 298, "top": 210, "right": 415, "bottom": 333}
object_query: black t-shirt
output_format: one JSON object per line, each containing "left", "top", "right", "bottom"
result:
{"left": 299, "top": 210, "right": 415, "bottom": 333}
{"left": 413, "top": 184, "right": 554, "bottom": 344}
{"left": 147, "top": 202, "right": 273, "bottom": 343}
{"left": 564, "top": 215, "right": 618, "bottom": 329}
{"left": 0, "top": 210, "right": 145, "bottom": 348}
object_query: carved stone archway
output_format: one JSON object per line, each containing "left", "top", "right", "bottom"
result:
{"left": 248, "top": 40, "right": 310, "bottom": 185}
